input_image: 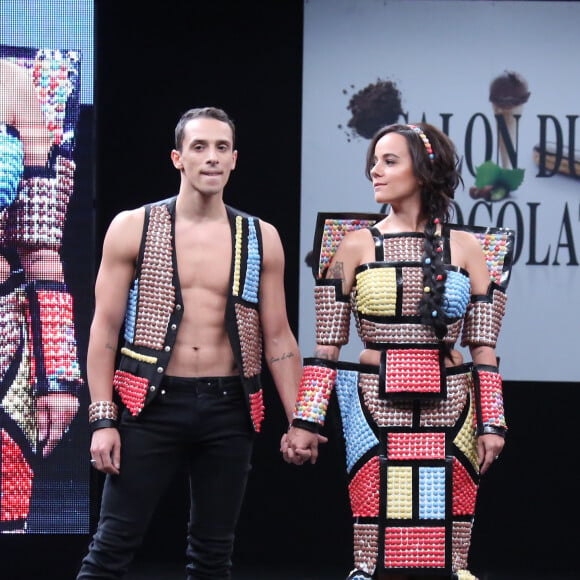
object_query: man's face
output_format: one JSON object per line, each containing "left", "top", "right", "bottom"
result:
{"left": 171, "top": 117, "right": 237, "bottom": 196}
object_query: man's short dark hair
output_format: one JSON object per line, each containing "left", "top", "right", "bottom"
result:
{"left": 174, "top": 107, "right": 236, "bottom": 150}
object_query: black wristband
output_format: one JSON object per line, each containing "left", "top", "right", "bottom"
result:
{"left": 90, "top": 418, "right": 118, "bottom": 434}
{"left": 23, "top": 165, "right": 54, "bottom": 179}
{"left": 479, "top": 425, "right": 506, "bottom": 438}
{"left": 35, "top": 379, "right": 81, "bottom": 397}
{"left": 291, "top": 418, "right": 321, "bottom": 434}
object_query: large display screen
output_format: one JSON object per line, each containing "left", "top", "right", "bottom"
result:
{"left": 0, "top": 0, "right": 93, "bottom": 533}
{"left": 300, "top": 0, "right": 580, "bottom": 382}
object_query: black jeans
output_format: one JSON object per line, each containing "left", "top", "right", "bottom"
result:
{"left": 77, "top": 376, "right": 254, "bottom": 580}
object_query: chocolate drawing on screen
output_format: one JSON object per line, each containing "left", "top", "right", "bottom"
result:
{"left": 339, "top": 78, "right": 404, "bottom": 141}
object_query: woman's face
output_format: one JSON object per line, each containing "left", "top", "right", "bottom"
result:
{"left": 370, "top": 132, "right": 421, "bottom": 208}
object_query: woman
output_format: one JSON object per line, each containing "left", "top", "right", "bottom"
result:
{"left": 285, "top": 123, "right": 513, "bottom": 579}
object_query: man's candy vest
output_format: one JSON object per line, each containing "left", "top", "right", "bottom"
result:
{"left": 112, "top": 196, "right": 266, "bottom": 431}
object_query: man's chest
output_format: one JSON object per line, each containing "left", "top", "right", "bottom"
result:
{"left": 174, "top": 225, "right": 233, "bottom": 293}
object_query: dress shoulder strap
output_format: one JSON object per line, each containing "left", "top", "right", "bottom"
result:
{"left": 368, "top": 226, "right": 385, "bottom": 261}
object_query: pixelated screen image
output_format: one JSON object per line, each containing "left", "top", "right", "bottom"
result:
{"left": 0, "top": 1, "right": 93, "bottom": 533}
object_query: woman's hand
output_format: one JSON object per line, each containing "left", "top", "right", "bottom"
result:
{"left": 477, "top": 433, "right": 505, "bottom": 475}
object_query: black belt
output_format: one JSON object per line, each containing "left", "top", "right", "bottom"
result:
{"left": 161, "top": 375, "right": 242, "bottom": 395}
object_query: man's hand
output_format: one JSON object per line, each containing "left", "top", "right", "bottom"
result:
{"left": 90, "top": 427, "right": 122, "bottom": 475}
{"left": 281, "top": 425, "right": 328, "bottom": 465}
{"left": 36, "top": 393, "right": 79, "bottom": 457}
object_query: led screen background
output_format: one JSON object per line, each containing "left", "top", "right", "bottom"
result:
{"left": 0, "top": 1, "right": 93, "bottom": 534}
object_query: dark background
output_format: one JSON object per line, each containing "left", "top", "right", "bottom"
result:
{"left": 2, "top": 1, "right": 579, "bottom": 578}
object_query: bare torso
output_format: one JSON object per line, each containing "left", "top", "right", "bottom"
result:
{"left": 1, "top": 59, "right": 54, "bottom": 284}
{"left": 165, "top": 214, "right": 239, "bottom": 378}
{"left": 0, "top": 60, "right": 51, "bottom": 167}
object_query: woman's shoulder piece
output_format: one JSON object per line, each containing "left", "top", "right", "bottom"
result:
{"left": 310, "top": 211, "right": 384, "bottom": 280}
{"left": 446, "top": 223, "right": 516, "bottom": 289}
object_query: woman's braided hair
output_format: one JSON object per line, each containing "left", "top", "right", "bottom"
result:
{"left": 365, "top": 122, "right": 463, "bottom": 344}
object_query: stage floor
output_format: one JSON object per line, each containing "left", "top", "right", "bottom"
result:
{"left": 126, "top": 561, "right": 577, "bottom": 579}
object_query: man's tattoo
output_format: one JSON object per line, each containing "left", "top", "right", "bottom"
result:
{"left": 328, "top": 261, "right": 345, "bottom": 279}
{"left": 105, "top": 342, "right": 116, "bottom": 353}
{"left": 270, "top": 352, "right": 295, "bottom": 364}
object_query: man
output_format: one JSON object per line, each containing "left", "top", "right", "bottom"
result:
{"left": 77, "top": 107, "right": 306, "bottom": 578}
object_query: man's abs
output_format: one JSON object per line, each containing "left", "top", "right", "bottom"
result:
{"left": 166, "top": 325, "right": 239, "bottom": 378}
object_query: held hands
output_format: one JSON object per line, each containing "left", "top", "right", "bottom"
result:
{"left": 281, "top": 425, "right": 328, "bottom": 465}
{"left": 477, "top": 433, "right": 505, "bottom": 475}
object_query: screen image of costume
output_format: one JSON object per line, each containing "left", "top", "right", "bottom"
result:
{"left": 0, "top": 48, "right": 83, "bottom": 532}
{"left": 294, "top": 213, "right": 514, "bottom": 579}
